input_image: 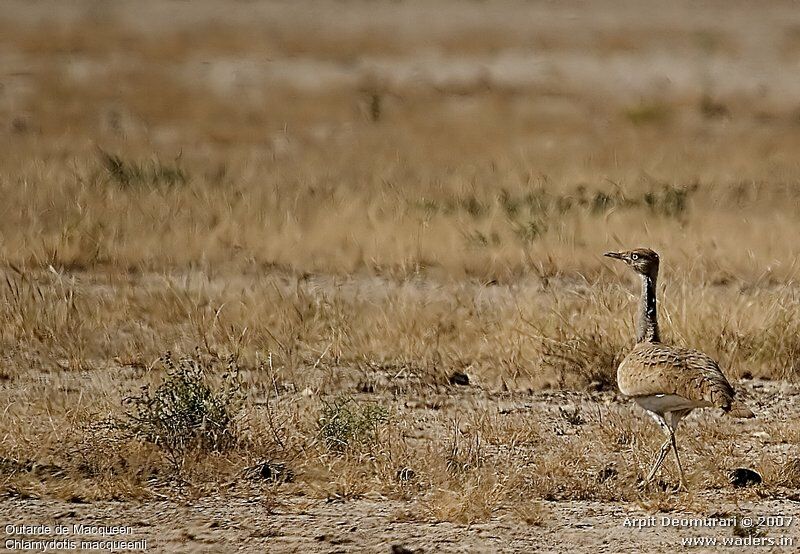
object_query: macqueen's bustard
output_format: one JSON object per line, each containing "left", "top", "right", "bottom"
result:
{"left": 604, "top": 248, "right": 754, "bottom": 490}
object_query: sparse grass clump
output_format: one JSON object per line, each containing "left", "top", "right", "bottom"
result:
{"left": 318, "top": 396, "right": 389, "bottom": 453}
{"left": 99, "top": 150, "right": 188, "bottom": 189}
{"left": 537, "top": 328, "right": 621, "bottom": 390}
{"left": 120, "top": 352, "right": 244, "bottom": 470}
{"left": 0, "top": 270, "right": 90, "bottom": 370}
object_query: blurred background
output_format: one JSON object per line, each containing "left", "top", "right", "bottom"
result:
{"left": 2, "top": 0, "right": 800, "bottom": 281}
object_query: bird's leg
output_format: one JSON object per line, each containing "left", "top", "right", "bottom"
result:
{"left": 670, "top": 431, "right": 688, "bottom": 491}
{"left": 645, "top": 434, "right": 672, "bottom": 484}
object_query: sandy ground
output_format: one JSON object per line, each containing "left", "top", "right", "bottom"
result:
{"left": 1, "top": 495, "right": 797, "bottom": 553}
{"left": 1, "top": 462, "right": 798, "bottom": 552}
{"left": 2, "top": 381, "right": 799, "bottom": 553}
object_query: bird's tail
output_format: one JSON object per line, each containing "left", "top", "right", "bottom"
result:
{"left": 725, "top": 400, "right": 755, "bottom": 419}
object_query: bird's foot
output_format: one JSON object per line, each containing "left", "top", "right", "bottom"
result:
{"left": 637, "top": 477, "right": 681, "bottom": 493}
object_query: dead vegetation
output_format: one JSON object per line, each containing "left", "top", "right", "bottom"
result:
{"left": 0, "top": 0, "right": 799, "bottom": 538}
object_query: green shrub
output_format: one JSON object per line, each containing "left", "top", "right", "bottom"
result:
{"left": 317, "top": 396, "right": 389, "bottom": 453}
{"left": 121, "top": 352, "right": 243, "bottom": 469}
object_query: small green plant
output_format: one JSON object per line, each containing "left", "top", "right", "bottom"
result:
{"left": 498, "top": 189, "right": 520, "bottom": 217}
{"left": 459, "top": 195, "right": 487, "bottom": 218}
{"left": 317, "top": 396, "right": 388, "bottom": 453}
{"left": 623, "top": 102, "right": 672, "bottom": 125}
{"left": 590, "top": 190, "right": 629, "bottom": 214}
{"left": 699, "top": 94, "right": 729, "bottom": 119}
{"left": 369, "top": 92, "right": 382, "bottom": 122}
{"left": 512, "top": 219, "right": 547, "bottom": 244}
{"left": 98, "top": 149, "right": 188, "bottom": 188}
{"left": 463, "top": 230, "right": 500, "bottom": 248}
{"left": 643, "top": 183, "right": 697, "bottom": 217}
{"left": 121, "top": 352, "right": 243, "bottom": 470}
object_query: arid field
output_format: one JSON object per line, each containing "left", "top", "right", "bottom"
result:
{"left": 1, "top": 1, "right": 800, "bottom": 551}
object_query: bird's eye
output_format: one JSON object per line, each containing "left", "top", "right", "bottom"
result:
{"left": 631, "top": 253, "right": 639, "bottom": 261}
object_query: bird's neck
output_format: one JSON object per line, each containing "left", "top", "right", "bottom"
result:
{"left": 637, "top": 273, "right": 660, "bottom": 343}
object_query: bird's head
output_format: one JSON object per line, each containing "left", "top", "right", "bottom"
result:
{"left": 604, "top": 248, "right": 660, "bottom": 277}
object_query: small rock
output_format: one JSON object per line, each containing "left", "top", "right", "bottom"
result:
{"left": 448, "top": 372, "right": 470, "bottom": 386}
{"left": 596, "top": 465, "right": 618, "bottom": 483}
{"left": 391, "top": 546, "right": 416, "bottom": 554}
{"left": 262, "top": 462, "right": 294, "bottom": 483}
{"left": 729, "top": 468, "right": 762, "bottom": 488}
{"left": 246, "top": 461, "right": 294, "bottom": 483}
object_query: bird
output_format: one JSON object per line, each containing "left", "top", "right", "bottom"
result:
{"left": 604, "top": 248, "right": 753, "bottom": 490}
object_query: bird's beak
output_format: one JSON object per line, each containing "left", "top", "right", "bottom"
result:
{"left": 603, "top": 251, "right": 623, "bottom": 259}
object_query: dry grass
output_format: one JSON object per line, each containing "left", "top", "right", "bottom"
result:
{"left": 0, "top": 0, "right": 799, "bottom": 526}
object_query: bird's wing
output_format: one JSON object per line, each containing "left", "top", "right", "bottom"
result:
{"left": 617, "top": 343, "right": 735, "bottom": 409}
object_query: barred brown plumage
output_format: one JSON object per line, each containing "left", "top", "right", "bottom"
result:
{"left": 604, "top": 248, "right": 754, "bottom": 491}
{"left": 616, "top": 343, "right": 734, "bottom": 408}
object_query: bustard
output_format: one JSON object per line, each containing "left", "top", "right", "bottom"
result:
{"left": 604, "top": 248, "right": 753, "bottom": 490}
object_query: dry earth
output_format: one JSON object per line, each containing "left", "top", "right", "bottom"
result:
{"left": 3, "top": 1, "right": 800, "bottom": 552}
{"left": 2, "top": 377, "right": 799, "bottom": 552}
{"left": 2, "top": 493, "right": 798, "bottom": 553}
